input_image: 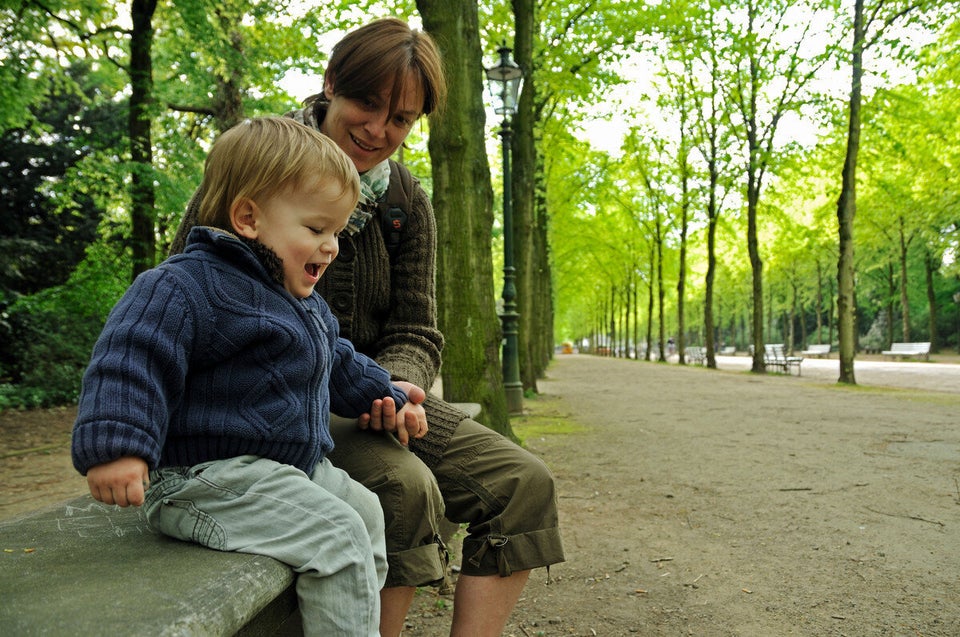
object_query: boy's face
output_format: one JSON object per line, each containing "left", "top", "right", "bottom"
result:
{"left": 246, "top": 180, "right": 354, "bottom": 298}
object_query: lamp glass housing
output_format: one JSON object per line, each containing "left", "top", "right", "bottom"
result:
{"left": 485, "top": 46, "right": 524, "bottom": 117}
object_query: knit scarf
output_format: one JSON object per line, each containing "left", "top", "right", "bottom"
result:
{"left": 347, "top": 159, "right": 391, "bottom": 236}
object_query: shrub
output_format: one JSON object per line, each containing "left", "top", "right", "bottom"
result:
{"left": 0, "top": 239, "right": 129, "bottom": 411}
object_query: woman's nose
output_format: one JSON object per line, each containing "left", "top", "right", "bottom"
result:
{"left": 363, "top": 114, "right": 388, "bottom": 138}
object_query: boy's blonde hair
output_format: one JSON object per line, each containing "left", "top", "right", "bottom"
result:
{"left": 198, "top": 117, "right": 360, "bottom": 230}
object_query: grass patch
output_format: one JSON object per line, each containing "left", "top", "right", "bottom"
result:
{"left": 511, "top": 394, "right": 587, "bottom": 445}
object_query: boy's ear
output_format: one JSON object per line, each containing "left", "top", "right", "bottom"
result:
{"left": 230, "top": 197, "right": 259, "bottom": 239}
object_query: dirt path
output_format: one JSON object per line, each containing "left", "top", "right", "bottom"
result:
{"left": 3, "top": 355, "right": 960, "bottom": 635}
{"left": 477, "top": 355, "right": 960, "bottom": 637}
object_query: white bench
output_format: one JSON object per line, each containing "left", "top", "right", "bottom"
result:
{"left": 881, "top": 342, "right": 930, "bottom": 361}
{"left": 685, "top": 346, "right": 706, "bottom": 365}
{"left": 763, "top": 343, "right": 803, "bottom": 376}
{"left": 800, "top": 343, "right": 831, "bottom": 358}
{"left": 719, "top": 346, "right": 736, "bottom": 356}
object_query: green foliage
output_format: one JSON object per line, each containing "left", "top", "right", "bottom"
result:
{"left": 0, "top": 238, "right": 129, "bottom": 411}
{"left": 0, "top": 61, "right": 126, "bottom": 297}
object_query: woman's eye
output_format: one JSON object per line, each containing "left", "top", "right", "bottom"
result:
{"left": 394, "top": 115, "right": 413, "bottom": 129}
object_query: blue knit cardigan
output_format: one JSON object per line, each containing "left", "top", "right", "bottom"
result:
{"left": 72, "top": 227, "right": 407, "bottom": 476}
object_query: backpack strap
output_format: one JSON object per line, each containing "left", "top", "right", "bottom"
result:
{"left": 379, "top": 160, "right": 415, "bottom": 262}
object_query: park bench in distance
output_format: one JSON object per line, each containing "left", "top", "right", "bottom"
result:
{"left": 881, "top": 342, "right": 931, "bottom": 361}
{"left": 685, "top": 346, "right": 706, "bottom": 365}
{"left": 763, "top": 343, "right": 803, "bottom": 376}
{"left": 0, "top": 402, "right": 481, "bottom": 636}
{"left": 800, "top": 343, "right": 831, "bottom": 358}
{"left": 719, "top": 346, "right": 736, "bottom": 355}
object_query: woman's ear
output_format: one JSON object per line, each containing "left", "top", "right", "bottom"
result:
{"left": 323, "top": 75, "right": 335, "bottom": 100}
{"left": 230, "top": 197, "right": 259, "bottom": 239}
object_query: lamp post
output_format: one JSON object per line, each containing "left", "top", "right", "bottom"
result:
{"left": 485, "top": 44, "right": 524, "bottom": 414}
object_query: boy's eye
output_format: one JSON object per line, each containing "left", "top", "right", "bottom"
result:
{"left": 309, "top": 227, "right": 323, "bottom": 235}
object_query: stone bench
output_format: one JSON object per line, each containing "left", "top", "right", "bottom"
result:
{"left": 0, "top": 402, "right": 482, "bottom": 636}
{"left": 1, "top": 496, "right": 301, "bottom": 636}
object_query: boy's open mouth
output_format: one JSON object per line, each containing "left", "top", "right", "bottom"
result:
{"left": 305, "top": 263, "right": 321, "bottom": 278}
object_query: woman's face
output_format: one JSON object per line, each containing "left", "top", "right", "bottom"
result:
{"left": 320, "top": 70, "right": 424, "bottom": 174}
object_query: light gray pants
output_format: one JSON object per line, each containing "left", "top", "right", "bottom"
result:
{"left": 144, "top": 455, "right": 386, "bottom": 637}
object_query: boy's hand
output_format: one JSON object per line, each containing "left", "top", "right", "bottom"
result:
{"left": 86, "top": 456, "right": 150, "bottom": 507}
{"left": 358, "top": 381, "right": 428, "bottom": 446}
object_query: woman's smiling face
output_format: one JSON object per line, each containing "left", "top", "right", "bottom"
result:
{"left": 320, "top": 71, "right": 424, "bottom": 174}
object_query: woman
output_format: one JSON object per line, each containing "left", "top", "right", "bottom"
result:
{"left": 172, "top": 18, "right": 564, "bottom": 637}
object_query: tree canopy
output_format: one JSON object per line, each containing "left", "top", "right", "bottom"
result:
{"left": 2, "top": 0, "right": 959, "bottom": 411}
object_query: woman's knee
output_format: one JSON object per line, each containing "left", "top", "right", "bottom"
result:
{"left": 380, "top": 455, "right": 443, "bottom": 536}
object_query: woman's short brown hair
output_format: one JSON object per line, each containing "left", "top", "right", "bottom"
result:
{"left": 308, "top": 17, "right": 446, "bottom": 119}
{"left": 197, "top": 117, "right": 360, "bottom": 230}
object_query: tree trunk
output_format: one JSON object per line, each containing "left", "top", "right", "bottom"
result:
{"left": 886, "top": 262, "right": 896, "bottom": 347}
{"left": 632, "top": 268, "right": 640, "bottom": 359}
{"left": 656, "top": 214, "right": 666, "bottom": 362}
{"left": 677, "top": 145, "right": 690, "bottom": 366}
{"left": 789, "top": 282, "right": 797, "bottom": 354}
{"left": 815, "top": 260, "right": 824, "bottom": 342}
{"left": 746, "top": 150, "right": 764, "bottom": 371}
{"left": 512, "top": 0, "right": 540, "bottom": 393}
{"left": 703, "top": 41, "right": 721, "bottom": 369}
{"left": 607, "top": 285, "right": 617, "bottom": 358}
{"left": 799, "top": 287, "right": 808, "bottom": 349}
{"left": 924, "top": 252, "right": 938, "bottom": 350}
{"left": 417, "top": 0, "right": 513, "bottom": 437}
{"left": 211, "top": 4, "right": 245, "bottom": 132}
{"left": 704, "top": 204, "right": 717, "bottom": 368}
{"left": 828, "top": 275, "right": 835, "bottom": 346}
{"left": 533, "top": 150, "right": 552, "bottom": 374}
{"left": 744, "top": 29, "right": 765, "bottom": 373}
{"left": 645, "top": 246, "right": 654, "bottom": 361}
{"left": 897, "top": 215, "right": 912, "bottom": 341}
{"left": 129, "top": 0, "right": 158, "bottom": 281}
{"left": 836, "top": 0, "right": 865, "bottom": 384}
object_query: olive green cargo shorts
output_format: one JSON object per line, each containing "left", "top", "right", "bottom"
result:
{"left": 328, "top": 414, "right": 564, "bottom": 587}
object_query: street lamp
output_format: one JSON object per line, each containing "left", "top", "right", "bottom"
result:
{"left": 485, "top": 43, "right": 524, "bottom": 414}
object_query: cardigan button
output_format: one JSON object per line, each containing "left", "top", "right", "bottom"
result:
{"left": 332, "top": 294, "right": 351, "bottom": 312}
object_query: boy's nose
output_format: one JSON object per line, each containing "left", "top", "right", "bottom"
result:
{"left": 325, "top": 238, "right": 339, "bottom": 260}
